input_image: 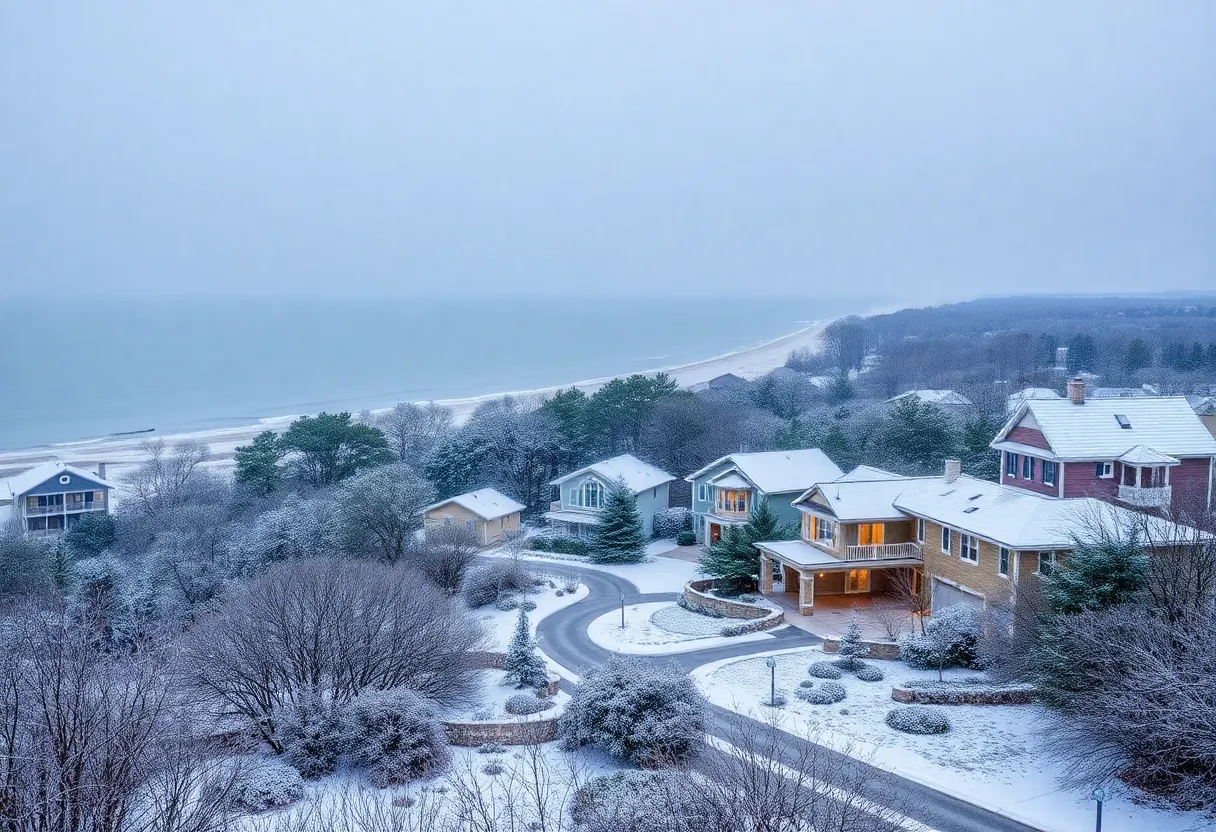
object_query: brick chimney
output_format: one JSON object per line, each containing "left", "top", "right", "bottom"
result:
{"left": 1067, "top": 377, "right": 1086, "bottom": 405}
{"left": 944, "top": 459, "right": 962, "bottom": 483}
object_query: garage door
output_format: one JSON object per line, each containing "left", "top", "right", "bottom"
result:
{"left": 931, "top": 578, "right": 983, "bottom": 613}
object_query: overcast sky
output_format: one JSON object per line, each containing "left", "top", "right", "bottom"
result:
{"left": 1, "top": 3, "right": 1213, "bottom": 299}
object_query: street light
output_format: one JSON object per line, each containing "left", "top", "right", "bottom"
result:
{"left": 765, "top": 656, "right": 777, "bottom": 706}
{"left": 620, "top": 593, "right": 627, "bottom": 629}
{"left": 1091, "top": 787, "right": 1105, "bottom": 832}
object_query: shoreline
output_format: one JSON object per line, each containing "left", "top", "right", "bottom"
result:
{"left": 0, "top": 316, "right": 847, "bottom": 479}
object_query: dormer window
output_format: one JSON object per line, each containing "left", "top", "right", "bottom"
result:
{"left": 573, "top": 480, "right": 603, "bottom": 509}
{"left": 1115, "top": 414, "right": 1131, "bottom": 429}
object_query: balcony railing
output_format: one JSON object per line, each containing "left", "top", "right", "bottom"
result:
{"left": 843, "top": 542, "right": 923, "bottom": 562}
{"left": 1118, "top": 484, "right": 1172, "bottom": 508}
{"left": 713, "top": 505, "right": 751, "bottom": 519}
{"left": 24, "top": 503, "right": 105, "bottom": 516}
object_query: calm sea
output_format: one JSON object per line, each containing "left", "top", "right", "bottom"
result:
{"left": 0, "top": 295, "right": 877, "bottom": 450}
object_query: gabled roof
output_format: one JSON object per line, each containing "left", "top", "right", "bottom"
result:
{"left": 892, "top": 474, "right": 1197, "bottom": 550}
{"left": 1189, "top": 396, "right": 1216, "bottom": 416}
{"left": 884, "top": 389, "right": 973, "bottom": 406}
{"left": 424, "top": 488, "right": 525, "bottom": 521}
{"left": 0, "top": 460, "right": 111, "bottom": 500}
{"left": 684, "top": 449, "right": 843, "bottom": 494}
{"left": 794, "top": 470, "right": 933, "bottom": 522}
{"left": 993, "top": 397, "right": 1216, "bottom": 460}
{"left": 1116, "top": 445, "right": 1178, "bottom": 467}
{"left": 551, "top": 454, "right": 675, "bottom": 493}
{"left": 708, "top": 471, "right": 750, "bottom": 489}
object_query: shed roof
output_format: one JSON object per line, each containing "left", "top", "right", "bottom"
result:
{"left": 424, "top": 488, "right": 525, "bottom": 521}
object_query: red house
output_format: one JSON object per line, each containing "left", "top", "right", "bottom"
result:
{"left": 991, "top": 378, "right": 1216, "bottom": 516}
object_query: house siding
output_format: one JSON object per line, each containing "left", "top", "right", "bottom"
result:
{"left": 920, "top": 520, "right": 1015, "bottom": 609}
{"left": 1171, "top": 457, "right": 1214, "bottom": 512}
{"left": 1061, "top": 461, "right": 1119, "bottom": 499}
{"left": 1005, "top": 426, "right": 1051, "bottom": 450}
{"left": 559, "top": 473, "right": 668, "bottom": 537}
{"left": 23, "top": 474, "right": 110, "bottom": 497}
{"left": 1001, "top": 452, "right": 1059, "bottom": 497}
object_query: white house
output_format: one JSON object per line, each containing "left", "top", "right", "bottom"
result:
{"left": 0, "top": 460, "right": 113, "bottom": 535}
{"left": 543, "top": 454, "right": 674, "bottom": 537}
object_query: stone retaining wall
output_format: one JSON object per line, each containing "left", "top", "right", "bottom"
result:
{"left": 444, "top": 717, "right": 560, "bottom": 746}
{"left": 683, "top": 579, "right": 773, "bottom": 620}
{"left": 821, "top": 637, "right": 901, "bottom": 660}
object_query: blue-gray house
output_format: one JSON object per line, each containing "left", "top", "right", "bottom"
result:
{"left": 0, "top": 460, "right": 112, "bottom": 535}
{"left": 685, "top": 449, "right": 843, "bottom": 545}
{"left": 543, "top": 454, "right": 674, "bottom": 538}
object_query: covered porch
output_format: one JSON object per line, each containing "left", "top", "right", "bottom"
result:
{"left": 1116, "top": 445, "right": 1177, "bottom": 509}
{"left": 755, "top": 539, "right": 922, "bottom": 618}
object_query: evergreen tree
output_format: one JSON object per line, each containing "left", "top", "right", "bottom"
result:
{"left": 881, "top": 396, "right": 959, "bottom": 475}
{"left": 961, "top": 414, "right": 1001, "bottom": 482}
{"left": 835, "top": 615, "right": 871, "bottom": 671}
{"left": 234, "top": 430, "right": 284, "bottom": 496}
{"left": 1041, "top": 537, "right": 1148, "bottom": 615}
{"left": 588, "top": 478, "right": 647, "bottom": 564}
{"left": 61, "top": 511, "right": 117, "bottom": 557}
{"left": 505, "top": 608, "right": 549, "bottom": 690}
{"left": 279, "top": 412, "right": 393, "bottom": 486}
{"left": 1123, "top": 338, "right": 1152, "bottom": 374}
{"left": 1066, "top": 334, "right": 1098, "bottom": 373}
{"left": 699, "top": 498, "right": 796, "bottom": 595}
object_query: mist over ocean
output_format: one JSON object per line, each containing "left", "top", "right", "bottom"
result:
{"left": 0, "top": 295, "right": 877, "bottom": 451}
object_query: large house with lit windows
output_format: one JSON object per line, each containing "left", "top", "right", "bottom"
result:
{"left": 684, "top": 449, "right": 843, "bottom": 545}
{"left": 543, "top": 454, "right": 674, "bottom": 538}
{"left": 0, "top": 460, "right": 112, "bottom": 535}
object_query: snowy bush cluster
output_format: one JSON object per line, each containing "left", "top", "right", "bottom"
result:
{"left": 795, "top": 681, "right": 847, "bottom": 705}
{"left": 899, "top": 605, "right": 983, "bottom": 670}
{"left": 230, "top": 759, "right": 305, "bottom": 813}
{"left": 504, "top": 694, "right": 555, "bottom": 716}
{"left": 855, "top": 665, "right": 885, "bottom": 682}
{"left": 560, "top": 657, "right": 707, "bottom": 764}
{"left": 462, "top": 559, "right": 534, "bottom": 608}
{"left": 651, "top": 507, "right": 693, "bottom": 539}
{"left": 808, "top": 661, "right": 843, "bottom": 680}
{"left": 531, "top": 534, "right": 592, "bottom": 556}
{"left": 885, "top": 706, "right": 951, "bottom": 735}
{"left": 570, "top": 771, "right": 677, "bottom": 832}
{"left": 676, "top": 530, "right": 697, "bottom": 546}
{"left": 496, "top": 597, "right": 519, "bottom": 611}
{"left": 898, "top": 678, "right": 1034, "bottom": 704}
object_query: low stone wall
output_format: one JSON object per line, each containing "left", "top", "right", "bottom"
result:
{"left": 466, "top": 651, "right": 560, "bottom": 696}
{"left": 444, "top": 717, "right": 560, "bottom": 747}
{"left": 821, "top": 637, "right": 901, "bottom": 661}
{"left": 683, "top": 579, "right": 772, "bottom": 621}
{"left": 891, "top": 684, "right": 1036, "bottom": 706}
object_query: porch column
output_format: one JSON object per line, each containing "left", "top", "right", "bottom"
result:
{"left": 1135, "top": 466, "right": 1142, "bottom": 488}
{"left": 759, "top": 553, "right": 773, "bottom": 595}
{"left": 798, "top": 571, "right": 815, "bottom": 616}
{"left": 1164, "top": 465, "right": 1171, "bottom": 486}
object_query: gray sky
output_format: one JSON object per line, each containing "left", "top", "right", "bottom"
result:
{"left": 1, "top": 2, "right": 1213, "bottom": 298}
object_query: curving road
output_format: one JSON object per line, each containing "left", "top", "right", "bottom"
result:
{"left": 533, "top": 562, "right": 1044, "bottom": 832}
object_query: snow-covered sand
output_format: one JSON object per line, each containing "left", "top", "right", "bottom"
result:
{"left": 0, "top": 318, "right": 835, "bottom": 480}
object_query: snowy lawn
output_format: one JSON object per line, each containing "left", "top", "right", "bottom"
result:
{"left": 693, "top": 647, "right": 1211, "bottom": 832}
{"left": 442, "top": 669, "right": 569, "bottom": 723}
{"left": 475, "top": 583, "right": 589, "bottom": 651}
{"left": 587, "top": 601, "right": 778, "bottom": 655}
{"left": 483, "top": 545, "right": 704, "bottom": 594}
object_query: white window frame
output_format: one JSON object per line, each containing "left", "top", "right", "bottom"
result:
{"left": 1096, "top": 462, "right": 1114, "bottom": 479}
{"left": 1021, "top": 455, "right": 1035, "bottom": 480}
{"left": 813, "top": 517, "right": 835, "bottom": 545}
{"left": 940, "top": 526, "right": 952, "bottom": 554}
{"left": 916, "top": 517, "right": 925, "bottom": 543}
{"left": 698, "top": 483, "right": 707, "bottom": 502}
{"left": 998, "top": 547, "right": 1010, "bottom": 577}
{"left": 1037, "top": 551, "right": 1058, "bottom": 576}
{"left": 959, "top": 533, "right": 979, "bottom": 564}
{"left": 1005, "top": 452, "right": 1018, "bottom": 478}
{"left": 1042, "top": 461, "right": 1057, "bottom": 487}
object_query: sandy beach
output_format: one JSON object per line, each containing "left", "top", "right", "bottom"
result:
{"left": 0, "top": 319, "right": 833, "bottom": 481}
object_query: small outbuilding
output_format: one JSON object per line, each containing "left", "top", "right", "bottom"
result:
{"left": 423, "top": 488, "right": 525, "bottom": 546}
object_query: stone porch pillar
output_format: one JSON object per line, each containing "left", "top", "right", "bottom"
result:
{"left": 798, "top": 572, "right": 815, "bottom": 616}
{"left": 759, "top": 553, "right": 773, "bottom": 595}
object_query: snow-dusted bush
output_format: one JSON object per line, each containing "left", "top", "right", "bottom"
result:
{"left": 798, "top": 680, "right": 815, "bottom": 688}
{"left": 560, "top": 657, "right": 707, "bottom": 764}
{"left": 519, "top": 599, "right": 537, "bottom": 612}
{"left": 899, "top": 605, "right": 983, "bottom": 671}
{"left": 342, "top": 689, "right": 450, "bottom": 787}
{"left": 555, "top": 590, "right": 565, "bottom": 597}
{"left": 676, "top": 530, "right": 697, "bottom": 547}
{"left": 462, "top": 559, "right": 533, "bottom": 608}
{"left": 230, "top": 759, "right": 304, "bottom": 813}
{"left": 481, "top": 761, "right": 504, "bottom": 776}
{"left": 477, "top": 742, "right": 506, "bottom": 755}
{"left": 834, "top": 617, "right": 871, "bottom": 671}
{"left": 496, "top": 597, "right": 519, "bottom": 611}
{"left": 885, "top": 706, "right": 951, "bottom": 735}
{"left": 795, "top": 681, "right": 846, "bottom": 705}
{"left": 808, "top": 661, "right": 843, "bottom": 680}
{"left": 504, "top": 694, "right": 555, "bottom": 716}
{"left": 276, "top": 698, "right": 344, "bottom": 778}
{"left": 533, "top": 535, "right": 592, "bottom": 556}
{"left": 898, "top": 678, "right": 1034, "bottom": 704}
{"left": 652, "top": 508, "right": 693, "bottom": 539}
{"left": 570, "top": 771, "right": 690, "bottom": 832}
{"left": 761, "top": 694, "right": 788, "bottom": 708}
{"left": 855, "top": 665, "right": 885, "bottom": 682}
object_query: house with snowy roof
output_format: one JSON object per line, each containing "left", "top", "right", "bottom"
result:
{"left": 883, "top": 389, "right": 973, "bottom": 408}
{"left": 0, "top": 460, "right": 112, "bottom": 535}
{"left": 423, "top": 488, "right": 525, "bottom": 546}
{"left": 991, "top": 378, "right": 1216, "bottom": 513}
{"left": 1005, "top": 387, "right": 1061, "bottom": 414}
{"left": 544, "top": 454, "right": 674, "bottom": 538}
{"left": 684, "top": 449, "right": 843, "bottom": 545}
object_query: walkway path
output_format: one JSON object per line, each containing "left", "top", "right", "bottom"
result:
{"left": 532, "top": 562, "right": 1043, "bottom": 832}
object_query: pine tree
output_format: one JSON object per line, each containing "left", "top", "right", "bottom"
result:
{"left": 835, "top": 615, "right": 871, "bottom": 671}
{"left": 588, "top": 478, "right": 646, "bottom": 564}
{"left": 1041, "top": 538, "right": 1148, "bottom": 615}
{"left": 698, "top": 498, "right": 796, "bottom": 595}
{"left": 505, "top": 608, "right": 549, "bottom": 690}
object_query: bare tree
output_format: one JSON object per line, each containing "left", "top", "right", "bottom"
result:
{"left": 405, "top": 524, "right": 480, "bottom": 594}
{"left": 336, "top": 463, "right": 436, "bottom": 562}
{"left": 887, "top": 568, "right": 930, "bottom": 635}
{"left": 182, "top": 558, "right": 485, "bottom": 751}
{"left": 124, "top": 439, "right": 211, "bottom": 518}
{"left": 377, "top": 402, "right": 455, "bottom": 466}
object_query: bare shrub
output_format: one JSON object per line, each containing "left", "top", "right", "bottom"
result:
{"left": 124, "top": 439, "right": 212, "bottom": 518}
{"left": 462, "top": 559, "right": 533, "bottom": 608}
{"left": 407, "top": 525, "right": 480, "bottom": 594}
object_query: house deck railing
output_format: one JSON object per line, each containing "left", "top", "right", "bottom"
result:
{"left": 843, "top": 542, "right": 923, "bottom": 562}
{"left": 24, "top": 503, "right": 105, "bottom": 516}
{"left": 1117, "top": 484, "right": 1171, "bottom": 508}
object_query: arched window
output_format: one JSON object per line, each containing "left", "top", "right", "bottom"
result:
{"left": 581, "top": 480, "right": 603, "bottom": 509}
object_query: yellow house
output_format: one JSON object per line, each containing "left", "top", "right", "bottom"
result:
{"left": 423, "top": 488, "right": 525, "bottom": 547}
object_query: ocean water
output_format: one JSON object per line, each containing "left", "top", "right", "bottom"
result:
{"left": 0, "top": 295, "right": 875, "bottom": 450}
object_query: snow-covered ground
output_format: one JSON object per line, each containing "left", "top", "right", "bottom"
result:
{"left": 442, "top": 669, "right": 569, "bottom": 723}
{"left": 483, "top": 545, "right": 703, "bottom": 595}
{"left": 474, "top": 583, "right": 590, "bottom": 651}
{"left": 693, "top": 647, "right": 1211, "bottom": 832}
{"left": 587, "top": 601, "right": 779, "bottom": 655}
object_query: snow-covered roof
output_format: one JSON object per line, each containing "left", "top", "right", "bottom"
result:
{"left": 1116, "top": 445, "right": 1179, "bottom": 467}
{"left": 1090, "top": 387, "right": 1152, "bottom": 399}
{"left": 0, "top": 460, "right": 111, "bottom": 500}
{"left": 551, "top": 454, "right": 675, "bottom": 493}
{"left": 753, "top": 539, "right": 844, "bottom": 568}
{"left": 884, "top": 389, "right": 973, "bottom": 407}
{"left": 708, "top": 471, "right": 750, "bottom": 489}
{"left": 836, "top": 465, "right": 901, "bottom": 482}
{"left": 1009, "top": 387, "right": 1062, "bottom": 401}
{"left": 794, "top": 472, "right": 933, "bottom": 522}
{"left": 892, "top": 474, "right": 1196, "bottom": 551}
{"left": 993, "top": 397, "right": 1216, "bottom": 460}
{"left": 684, "top": 449, "right": 843, "bottom": 494}
{"left": 542, "top": 509, "right": 601, "bottom": 525}
{"left": 1188, "top": 396, "right": 1216, "bottom": 416}
{"left": 424, "top": 488, "right": 525, "bottom": 521}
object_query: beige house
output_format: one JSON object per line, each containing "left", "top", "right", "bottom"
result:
{"left": 423, "top": 488, "right": 525, "bottom": 546}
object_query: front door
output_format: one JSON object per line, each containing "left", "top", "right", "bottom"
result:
{"left": 709, "top": 522, "right": 722, "bottom": 544}
{"left": 846, "top": 568, "right": 870, "bottom": 593}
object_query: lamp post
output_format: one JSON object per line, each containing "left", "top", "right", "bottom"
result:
{"left": 765, "top": 656, "right": 777, "bottom": 706}
{"left": 1091, "top": 787, "right": 1105, "bottom": 832}
{"left": 620, "top": 594, "right": 627, "bottom": 629}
